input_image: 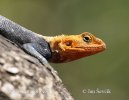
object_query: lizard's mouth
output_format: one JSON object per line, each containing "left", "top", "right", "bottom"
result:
{"left": 74, "top": 43, "right": 106, "bottom": 52}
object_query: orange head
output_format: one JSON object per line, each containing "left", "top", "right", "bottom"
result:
{"left": 48, "top": 32, "right": 106, "bottom": 63}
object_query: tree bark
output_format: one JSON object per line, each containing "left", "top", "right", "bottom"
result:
{"left": 0, "top": 35, "right": 74, "bottom": 100}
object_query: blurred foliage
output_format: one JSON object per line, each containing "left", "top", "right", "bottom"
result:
{"left": 0, "top": 0, "right": 129, "bottom": 100}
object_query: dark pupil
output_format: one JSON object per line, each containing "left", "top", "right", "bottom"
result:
{"left": 83, "top": 36, "right": 90, "bottom": 42}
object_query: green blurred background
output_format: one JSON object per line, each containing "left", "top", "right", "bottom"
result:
{"left": 0, "top": 0, "right": 129, "bottom": 100}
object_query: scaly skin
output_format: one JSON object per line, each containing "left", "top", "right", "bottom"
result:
{"left": 0, "top": 15, "right": 106, "bottom": 64}
{"left": 42, "top": 32, "right": 106, "bottom": 63}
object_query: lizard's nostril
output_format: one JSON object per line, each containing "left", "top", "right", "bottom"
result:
{"left": 95, "top": 38, "right": 103, "bottom": 44}
{"left": 103, "top": 42, "right": 106, "bottom": 49}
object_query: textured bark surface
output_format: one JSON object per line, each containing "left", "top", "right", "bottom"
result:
{"left": 0, "top": 35, "right": 74, "bottom": 100}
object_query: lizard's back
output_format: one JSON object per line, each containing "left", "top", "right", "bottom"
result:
{"left": 0, "top": 15, "right": 52, "bottom": 59}
{"left": 0, "top": 15, "right": 44, "bottom": 46}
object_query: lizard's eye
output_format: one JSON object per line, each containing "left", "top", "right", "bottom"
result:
{"left": 83, "top": 35, "right": 91, "bottom": 43}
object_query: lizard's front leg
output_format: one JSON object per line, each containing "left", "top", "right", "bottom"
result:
{"left": 22, "top": 43, "right": 50, "bottom": 66}
{"left": 22, "top": 43, "right": 60, "bottom": 81}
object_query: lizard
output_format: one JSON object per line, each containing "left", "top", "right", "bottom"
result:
{"left": 0, "top": 15, "right": 106, "bottom": 65}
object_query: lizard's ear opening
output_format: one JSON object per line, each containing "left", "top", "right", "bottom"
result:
{"left": 65, "top": 40, "right": 72, "bottom": 46}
